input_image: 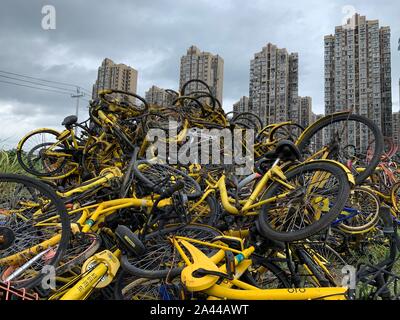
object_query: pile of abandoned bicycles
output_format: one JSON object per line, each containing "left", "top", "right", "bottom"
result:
{"left": 1, "top": 79, "right": 400, "bottom": 300}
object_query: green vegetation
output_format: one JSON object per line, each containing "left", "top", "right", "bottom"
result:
{"left": 0, "top": 149, "right": 24, "bottom": 174}
{"left": 354, "top": 235, "right": 400, "bottom": 299}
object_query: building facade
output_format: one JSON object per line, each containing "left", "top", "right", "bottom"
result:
{"left": 92, "top": 58, "right": 138, "bottom": 102}
{"left": 145, "top": 85, "right": 174, "bottom": 107}
{"left": 233, "top": 96, "right": 250, "bottom": 114}
{"left": 324, "top": 14, "right": 392, "bottom": 143}
{"left": 393, "top": 112, "right": 400, "bottom": 147}
{"left": 179, "top": 45, "right": 224, "bottom": 103}
{"left": 249, "top": 43, "right": 299, "bottom": 126}
{"left": 299, "top": 96, "right": 313, "bottom": 128}
{"left": 395, "top": 79, "right": 400, "bottom": 147}
{"left": 311, "top": 113, "right": 324, "bottom": 151}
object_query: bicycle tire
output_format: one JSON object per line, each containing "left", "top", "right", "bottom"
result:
{"left": 56, "top": 233, "right": 101, "bottom": 275}
{"left": 242, "top": 258, "right": 290, "bottom": 288}
{"left": 337, "top": 187, "right": 380, "bottom": 234}
{"left": 296, "top": 248, "right": 330, "bottom": 287}
{"left": 114, "top": 273, "right": 182, "bottom": 300}
{"left": 17, "top": 129, "right": 69, "bottom": 177}
{"left": 296, "top": 113, "right": 384, "bottom": 185}
{"left": 391, "top": 182, "right": 400, "bottom": 213}
{"left": 120, "top": 224, "right": 222, "bottom": 279}
{"left": 181, "top": 79, "right": 213, "bottom": 96}
{"left": 188, "top": 194, "right": 221, "bottom": 226}
{"left": 258, "top": 161, "right": 351, "bottom": 242}
{"left": 133, "top": 160, "right": 202, "bottom": 199}
{"left": 99, "top": 89, "right": 149, "bottom": 113}
{"left": 305, "top": 243, "right": 348, "bottom": 286}
{"left": 0, "top": 174, "right": 70, "bottom": 288}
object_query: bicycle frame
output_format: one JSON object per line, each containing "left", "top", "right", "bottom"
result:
{"left": 50, "top": 249, "right": 121, "bottom": 300}
{"left": 203, "top": 159, "right": 291, "bottom": 215}
{"left": 0, "top": 180, "right": 177, "bottom": 266}
{"left": 254, "top": 122, "right": 303, "bottom": 158}
{"left": 18, "top": 125, "right": 114, "bottom": 180}
{"left": 200, "top": 159, "right": 355, "bottom": 215}
{"left": 172, "top": 236, "right": 348, "bottom": 300}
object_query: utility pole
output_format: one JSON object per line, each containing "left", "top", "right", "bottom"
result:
{"left": 71, "top": 87, "right": 85, "bottom": 136}
{"left": 71, "top": 87, "right": 85, "bottom": 119}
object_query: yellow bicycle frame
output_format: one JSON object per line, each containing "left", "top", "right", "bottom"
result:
{"left": 173, "top": 236, "right": 347, "bottom": 300}
{"left": 50, "top": 249, "right": 121, "bottom": 300}
{"left": 200, "top": 159, "right": 355, "bottom": 216}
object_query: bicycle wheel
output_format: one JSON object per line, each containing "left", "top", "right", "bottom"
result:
{"left": 295, "top": 247, "right": 330, "bottom": 287}
{"left": 258, "top": 161, "right": 351, "bottom": 242}
{"left": 173, "top": 96, "right": 209, "bottom": 118}
{"left": 305, "top": 243, "right": 348, "bottom": 286}
{"left": 231, "top": 112, "right": 263, "bottom": 131}
{"left": 133, "top": 160, "right": 202, "bottom": 199}
{"left": 181, "top": 79, "right": 213, "bottom": 97}
{"left": 0, "top": 174, "right": 70, "bottom": 288}
{"left": 120, "top": 224, "right": 222, "bottom": 279}
{"left": 82, "top": 141, "right": 119, "bottom": 177}
{"left": 269, "top": 123, "right": 304, "bottom": 143}
{"left": 336, "top": 187, "right": 380, "bottom": 234}
{"left": 56, "top": 233, "right": 101, "bottom": 275}
{"left": 296, "top": 113, "right": 384, "bottom": 185}
{"left": 99, "top": 89, "right": 149, "bottom": 113}
{"left": 256, "top": 123, "right": 304, "bottom": 144}
{"left": 17, "top": 129, "right": 69, "bottom": 177}
{"left": 114, "top": 273, "right": 182, "bottom": 300}
{"left": 242, "top": 259, "right": 290, "bottom": 289}
{"left": 187, "top": 194, "right": 220, "bottom": 226}
{"left": 391, "top": 182, "right": 400, "bottom": 213}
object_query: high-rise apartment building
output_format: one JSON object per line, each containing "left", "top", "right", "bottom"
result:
{"left": 311, "top": 113, "right": 324, "bottom": 151}
{"left": 233, "top": 96, "right": 250, "bottom": 114}
{"left": 393, "top": 112, "right": 400, "bottom": 147}
{"left": 393, "top": 79, "right": 400, "bottom": 147}
{"left": 299, "top": 96, "right": 313, "bottom": 128}
{"left": 324, "top": 14, "right": 392, "bottom": 142}
{"left": 92, "top": 58, "right": 138, "bottom": 102}
{"left": 145, "top": 85, "right": 173, "bottom": 107}
{"left": 249, "top": 43, "right": 299, "bottom": 126}
{"left": 179, "top": 46, "right": 224, "bottom": 103}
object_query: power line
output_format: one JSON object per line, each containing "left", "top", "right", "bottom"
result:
{"left": 0, "top": 74, "right": 77, "bottom": 94}
{"left": 80, "top": 87, "right": 92, "bottom": 95}
{"left": 0, "top": 70, "right": 92, "bottom": 118}
{"left": 0, "top": 79, "right": 76, "bottom": 95}
{"left": 0, "top": 69, "right": 92, "bottom": 94}
{"left": 0, "top": 69, "right": 92, "bottom": 93}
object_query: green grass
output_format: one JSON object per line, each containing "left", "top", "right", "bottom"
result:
{"left": 354, "top": 235, "right": 400, "bottom": 299}
{"left": 0, "top": 149, "right": 25, "bottom": 174}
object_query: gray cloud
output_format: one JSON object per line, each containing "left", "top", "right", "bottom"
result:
{"left": 0, "top": 0, "right": 399, "bottom": 148}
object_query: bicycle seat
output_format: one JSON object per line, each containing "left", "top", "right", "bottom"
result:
{"left": 115, "top": 225, "right": 145, "bottom": 256}
{"left": 62, "top": 115, "right": 78, "bottom": 127}
{"left": 275, "top": 140, "right": 302, "bottom": 161}
{"left": 180, "top": 239, "right": 221, "bottom": 291}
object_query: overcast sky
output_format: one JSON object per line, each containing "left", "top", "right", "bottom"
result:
{"left": 0, "top": 0, "right": 399, "bottom": 149}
